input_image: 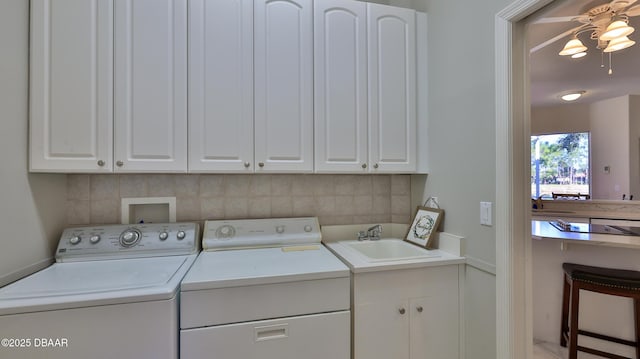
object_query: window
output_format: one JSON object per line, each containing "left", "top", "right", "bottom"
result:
{"left": 531, "top": 132, "right": 590, "bottom": 199}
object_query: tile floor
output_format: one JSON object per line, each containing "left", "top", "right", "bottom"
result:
{"left": 533, "top": 340, "right": 603, "bottom": 359}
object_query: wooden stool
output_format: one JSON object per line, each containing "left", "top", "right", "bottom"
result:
{"left": 560, "top": 263, "right": 640, "bottom": 359}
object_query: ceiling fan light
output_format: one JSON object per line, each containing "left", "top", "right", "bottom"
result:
{"left": 571, "top": 51, "right": 587, "bottom": 58}
{"left": 559, "top": 38, "right": 588, "bottom": 56}
{"left": 603, "top": 35, "right": 636, "bottom": 52}
{"left": 560, "top": 91, "right": 585, "bottom": 102}
{"left": 599, "top": 20, "right": 635, "bottom": 41}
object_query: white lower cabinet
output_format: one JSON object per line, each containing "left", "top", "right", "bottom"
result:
{"left": 354, "top": 265, "right": 460, "bottom": 359}
{"left": 180, "top": 311, "right": 350, "bottom": 359}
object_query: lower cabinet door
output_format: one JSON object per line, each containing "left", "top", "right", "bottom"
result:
{"left": 410, "top": 296, "right": 459, "bottom": 359}
{"left": 354, "top": 299, "right": 410, "bottom": 359}
{"left": 180, "top": 311, "right": 350, "bottom": 359}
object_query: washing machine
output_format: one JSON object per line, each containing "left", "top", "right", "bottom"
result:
{"left": 180, "top": 217, "right": 351, "bottom": 359}
{"left": 0, "top": 222, "right": 199, "bottom": 359}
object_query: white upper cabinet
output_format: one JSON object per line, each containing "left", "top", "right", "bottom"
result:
{"left": 188, "top": 0, "right": 254, "bottom": 172}
{"left": 314, "top": 0, "right": 368, "bottom": 173}
{"left": 30, "top": 0, "right": 187, "bottom": 173}
{"left": 315, "top": 1, "right": 418, "bottom": 173}
{"left": 367, "top": 3, "right": 417, "bottom": 173}
{"left": 31, "top": 0, "right": 423, "bottom": 174}
{"left": 254, "top": 0, "right": 314, "bottom": 172}
{"left": 30, "top": 0, "right": 114, "bottom": 172}
{"left": 114, "top": 0, "right": 188, "bottom": 172}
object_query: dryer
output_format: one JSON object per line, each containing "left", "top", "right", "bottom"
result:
{"left": 180, "top": 217, "right": 350, "bottom": 359}
{"left": 0, "top": 222, "right": 199, "bottom": 359}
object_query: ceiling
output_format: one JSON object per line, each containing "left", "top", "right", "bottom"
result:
{"left": 528, "top": 0, "right": 640, "bottom": 107}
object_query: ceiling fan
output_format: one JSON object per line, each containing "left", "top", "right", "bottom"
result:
{"left": 530, "top": 0, "right": 640, "bottom": 54}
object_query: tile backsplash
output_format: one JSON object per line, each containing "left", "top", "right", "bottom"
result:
{"left": 67, "top": 174, "right": 412, "bottom": 226}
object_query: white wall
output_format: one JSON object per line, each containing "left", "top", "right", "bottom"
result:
{"left": 532, "top": 96, "right": 640, "bottom": 200}
{"left": 531, "top": 103, "right": 590, "bottom": 135}
{"left": 0, "top": 0, "right": 67, "bottom": 286}
{"left": 420, "top": 0, "right": 512, "bottom": 358}
{"left": 590, "top": 95, "right": 630, "bottom": 200}
{"left": 629, "top": 95, "right": 640, "bottom": 198}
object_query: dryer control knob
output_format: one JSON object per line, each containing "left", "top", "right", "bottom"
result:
{"left": 70, "top": 236, "right": 81, "bottom": 245}
{"left": 90, "top": 235, "right": 101, "bottom": 244}
{"left": 304, "top": 225, "right": 312, "bottom": 232}
{"left": 276, "top": 225, "right": 285, "bottom": 234}
{"left": 176, "top": 231, "right": 186, "bottom": 240}
{"left": 159, "top": 232, "right": 168, "bottom": 241}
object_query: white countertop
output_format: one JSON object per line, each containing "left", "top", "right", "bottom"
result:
{"left": 532, "top": 220, "right": 640, "bottom": 249}
{"left": 324, "top": 239, "right": 465, "bottom": 273}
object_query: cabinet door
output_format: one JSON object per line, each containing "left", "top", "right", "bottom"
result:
{"left": 254, "top": 0, "right": 313, "bottom": 172}
{"left": 409, "top": 296, "right": 459, "bottom": 359}
{"left": 30, "top": 0, "right": 113, "bottom": 172}
{"left": 367, "top": 4, "right": 417, "bottom": 173}
{"left": 314, "top": 0, "right": 368, "bottom": 173}
{"left": 188, "top": 0, "right": 254, "bottom": 172}
{"left": 354, "top": 299, "right": 409, "bottom": 359}
{"left": 114, "top": 0, "right": 187, "bottom": 172}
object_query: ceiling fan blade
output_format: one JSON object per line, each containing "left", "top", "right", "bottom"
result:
{"left": 611, "top": 0, "right": 638, "bottom": 12}
{"left": 532, "top": 15, "right": 588, "bottom": 24}
{"left": 625, "top": 4, "right": 640, "bottom": 16}
{"left": 529, "top": 26, "right": 583, "bottom": 53}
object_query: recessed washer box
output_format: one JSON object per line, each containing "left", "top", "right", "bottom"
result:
{"left": 121, "top": 197, "right": 176, "bottom": 224}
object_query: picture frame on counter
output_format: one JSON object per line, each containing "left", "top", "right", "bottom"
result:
{"left": 405, "top": 206, "right": 444, "bottom": 249}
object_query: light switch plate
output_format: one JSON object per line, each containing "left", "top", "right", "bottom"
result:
{"left": 480, "top": 202, "right": 492, "bottom": 226}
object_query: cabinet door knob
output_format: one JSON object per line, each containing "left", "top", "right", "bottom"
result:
{"left": 361, "top": 163, "right": 367, "bottom": 169}
{"left": 399, "top": 308, "right": 406, "bottom": 315}
{"left": 258, "top": 162, "right": 264, "bottom": 168}
{"left": 97, "top": 160, "right": 105, "bottom": 167}
{"left": 116, "top": 160, "right": 124, "bottom": 167}
{"left": 416, "top": 306, "right": 423, "bottom": 313}
{"left": 244, "top": 162, "right": 250, "bottom": 168}
{"left": 373, "top": 163, "right": 379, "bottom": 169}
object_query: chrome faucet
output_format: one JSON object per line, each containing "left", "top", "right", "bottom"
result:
{"left": 357, "top": 224, "right": 383, "bottom": 241}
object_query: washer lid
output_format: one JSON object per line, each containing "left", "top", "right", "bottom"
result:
{"left": 0, "top": 255, "right": 196, "bottom": 315}
{"left": 181, "top": 245, "right": 350, "bottom": 291}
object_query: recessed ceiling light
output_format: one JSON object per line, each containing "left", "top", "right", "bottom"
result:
{"left": 560, "top": 91, "right": 585, "bottom": 101}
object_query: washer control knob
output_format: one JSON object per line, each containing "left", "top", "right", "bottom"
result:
{"left": 304, "top": 225, "right": 312, "bottom": 232}
{"left": 70, "top": 236, "right": 81, "bottom": 245}
{"left": 89, "top": 235, "right": 101, "bottom": 244}
{"left": 159, "top": 232, "right": 169, "bottom": 241}
{"left": 176, "top": 231, "right": 186, "bottom": 240}
{"left": 120, "top": 229, "right": 141, "bottom": 247}
{"left": 276, "top": 225, "right": 285, "bottom": 234}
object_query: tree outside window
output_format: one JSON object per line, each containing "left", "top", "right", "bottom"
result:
{"left": 531, "top": 132, "right": 589, "bottom": 199}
